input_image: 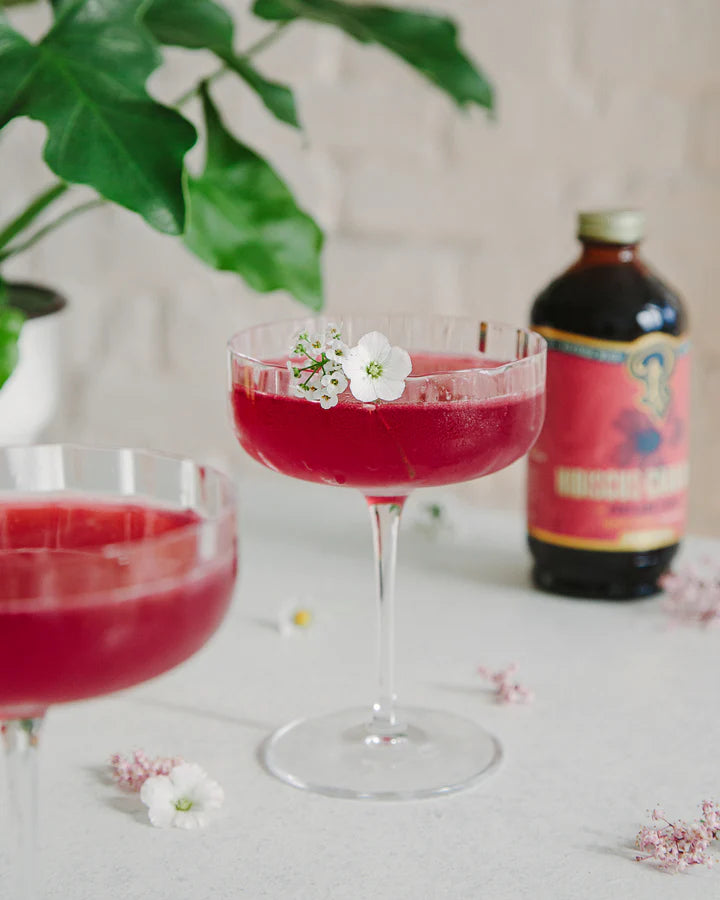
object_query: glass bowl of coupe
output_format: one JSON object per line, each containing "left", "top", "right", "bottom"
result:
{"left": 0, "top": 444, "right": 238, "bottom": 900}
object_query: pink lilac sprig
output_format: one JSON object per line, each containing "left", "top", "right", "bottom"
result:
{"left": 110, "top": 750, "right": 184, "bottom": 792}
{"left": 635, "top": 802, "right": 720, "bottom": 872}
{"left": 477, "top": 663, "right": 534, "bottom": 705}
{"left": 660, "top": 558, "right": 720, "bottom": 627}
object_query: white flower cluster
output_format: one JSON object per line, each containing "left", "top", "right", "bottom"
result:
{"left": 287, "top": 323, "right": 349, "bottom": 409}
{"left": 288, "top": 325, "right": 412, "bottom": 407}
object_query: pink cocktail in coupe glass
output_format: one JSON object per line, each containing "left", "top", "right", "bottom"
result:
{"left": 228, "top": 315, "right": 546, "bottom": 800}
{"left": 0, "top": 445, "right": 237, "bottom": 899}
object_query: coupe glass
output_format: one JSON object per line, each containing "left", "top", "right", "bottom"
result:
{"left": 0, "top": 445, "right": 237, "bottom": 899}
{"left": 228, "top": 314, "right": 545, "bottom": 800}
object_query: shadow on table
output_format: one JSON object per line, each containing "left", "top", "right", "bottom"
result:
{"left": 580, "top": 830, "right": 673, "bottom": 878}
{"left": 86, "top": 699, "right": 279, "bottom": 819}
{"left": 130, "top": 695, "right": 275, "bottom": 733}
{"left": 431, "top": 682, "right": 497, "bottom": 702}
{"left": 250, "top": 615, "right": 282, "bottom": 633}
{"left": 401, "top": 538, "right": 533, "bottom": 592}
{"left": 84, "top": 765, "right": 155, "bottom": 824}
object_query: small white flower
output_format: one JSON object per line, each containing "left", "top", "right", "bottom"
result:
{"left": 342, "top": 331, "right": 412, "bottom": 402}
{"left": 289, "top": 331, "right": 311, "bottom": 356}
{"left": 294, "top": 376, "right": 322, "bottom": 400}
{"left": 278, "top": 598, "right": 314, "bottom": 636}
{"left": 306, "top": 332, "right": 325, "bottom": 356}
{"left": 326, "top": 338, "right": 349, "bottom": 363}
{"left": 286, "top": 360, "right": 302, "bottom": 382}
{"left": 319, "top": 391, "right": 339, "bottom": 409}
{"left": 324, "top": 322, "right": 343, "bottom": 342}
{"left": 140, "top": 763, "right": 223, "bottom": 830}
{"left": 321, "top": 370, "right": 348, "bottom": 396}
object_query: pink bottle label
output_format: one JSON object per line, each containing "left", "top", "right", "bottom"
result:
{"left": 528, "top": 327, "right": 690, "bottom": 551}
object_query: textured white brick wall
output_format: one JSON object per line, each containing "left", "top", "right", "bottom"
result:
{"left": 3, "top": 0, "right": 718, "bottom": 535}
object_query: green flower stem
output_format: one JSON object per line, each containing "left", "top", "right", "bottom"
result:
{"left": 0, "top": 182, "right": 68, "bottom": 253}
{"left": 174, "top": 64, "right": 226, "bottom": 109}
{"left": 298, "top": 353, "right": 331, "bottom": 385}
{"left": 241, "top": 21, "right": 291, "bottom": 59}
{"left": 0, "top": 199, "right": 105, "bottom": 262}
{"left": 175, "top": 22, "right": 291, "bottom": 108}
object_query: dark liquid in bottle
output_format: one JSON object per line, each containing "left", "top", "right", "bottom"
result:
{"left": 529, "top": 239, "right": 688, "bottom": 599}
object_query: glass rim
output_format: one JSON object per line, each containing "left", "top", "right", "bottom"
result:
{"left": 0, "top": 443, "right": 237, "bottom": 610}
{"left": 227, "top": 313, "right": 546, "bottom": 378}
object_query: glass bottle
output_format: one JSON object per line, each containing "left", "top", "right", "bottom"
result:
{"left": 527, "top": 209, "right": 690, "bottom": 599}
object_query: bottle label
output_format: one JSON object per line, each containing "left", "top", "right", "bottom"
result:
{"left": 528, "top": 327, "right": 690, "bottom": 551}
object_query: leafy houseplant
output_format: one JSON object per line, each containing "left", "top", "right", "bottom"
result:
{"left": 0, "top": 0, "right": 493, "bottom": 391}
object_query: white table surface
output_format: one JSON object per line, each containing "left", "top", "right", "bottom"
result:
{"left": 23, "top": 472, "right": 720, "bottom": 899}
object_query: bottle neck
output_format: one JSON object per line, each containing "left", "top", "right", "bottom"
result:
{"left": 577, "top": 239, "right": 640, "bottom": 265}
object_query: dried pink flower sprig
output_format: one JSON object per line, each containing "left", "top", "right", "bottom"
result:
{"left": 477, "top": 663, "right": 534, "bottom": 705}
{"left": 636, "top": 802, "right": 720, "bottom": 872}
{"left": 660, "top": 559, "right": 720, "bottom": 626}
{"left": 110, "top": 750, "right": 184, "bottom": 792}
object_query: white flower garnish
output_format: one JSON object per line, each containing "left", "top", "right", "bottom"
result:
{"left": 140, "top": 763, "right": 224, "bottom": 829}
{"left": 320, "top": 370, "right": 348, "bottom": 396}
{"left": 290, "top": 331, "right": 312, "bottom": 357}
{"left": 326, "top": 325, "right": 342, "bottom": 341}
{"left": 318, "top": 390, "right": 339, "bottom": 409}
{"left": 341, "top": 331, "right": 412, "bottom": 402}
{"left": 307, "top": 333, "right": 324, "bottom": 355}
{"left": 294, "top": 375, "right": 322, "bottom": 400}
{"left": 288, "top": 322, "right": 345, "bottom": 405}
{"left": 326, "top": 337, "right": 349, "bottom": 363}
{"left": 287, "top": 325, "right": 411, "bottom": 407}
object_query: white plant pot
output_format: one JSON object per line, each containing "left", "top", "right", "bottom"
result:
{"left": 0, "top": 284, "right": 66, "bottom": 445}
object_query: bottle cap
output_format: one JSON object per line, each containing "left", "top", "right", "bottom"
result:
{"left": 577, "top": 209, "right": 646, "bottom": 244}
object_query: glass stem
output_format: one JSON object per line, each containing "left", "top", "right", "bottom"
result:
{"left": 366, "top": 497, "right": 407, "bottom": 741}
{"left": 2, "top": 716, "right": 44, "bottom": 900}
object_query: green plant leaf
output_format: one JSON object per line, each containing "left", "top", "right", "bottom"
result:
{"left": 226, "top": 57, "right": 299, "bottom": 128}
{"left": 253, "top": 0, "right": 494, "bottom": 110}
{"left": 48, "top": 0, "right": 75, "bottom": 14}
{"left": 252, "top": 0, "right": 295, "bottom": 20}
{"left": 0, "top": 294, "right": 24, "bottom": 391}
{"left": 184, "top": 84, "right": 323, "bottom": 309}
{"left": 0, "top": 0, "right": 197, "bottom": 234}
{"left": 0, "top": 20, "right": 37, "bottom": 121}
{"left": 143, "top": 0, "right": 300, "bottom": 128}
{"left": 143, "top": 0, "right": 234, "bottom": 54}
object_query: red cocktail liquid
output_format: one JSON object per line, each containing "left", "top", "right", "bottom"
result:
{"left": 0, "top": 500, "right": 236, "bottom": 717}
{"left": 231, "top": 352, "right": 545, "bottom": 493}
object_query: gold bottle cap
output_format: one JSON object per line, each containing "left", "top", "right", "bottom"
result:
{"left": 577, "top": 209, "right": 646, "bottom": 244}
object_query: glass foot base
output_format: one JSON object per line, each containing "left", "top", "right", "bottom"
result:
{"left": 260, "top": 706, "right": 502, "bottom": 800}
